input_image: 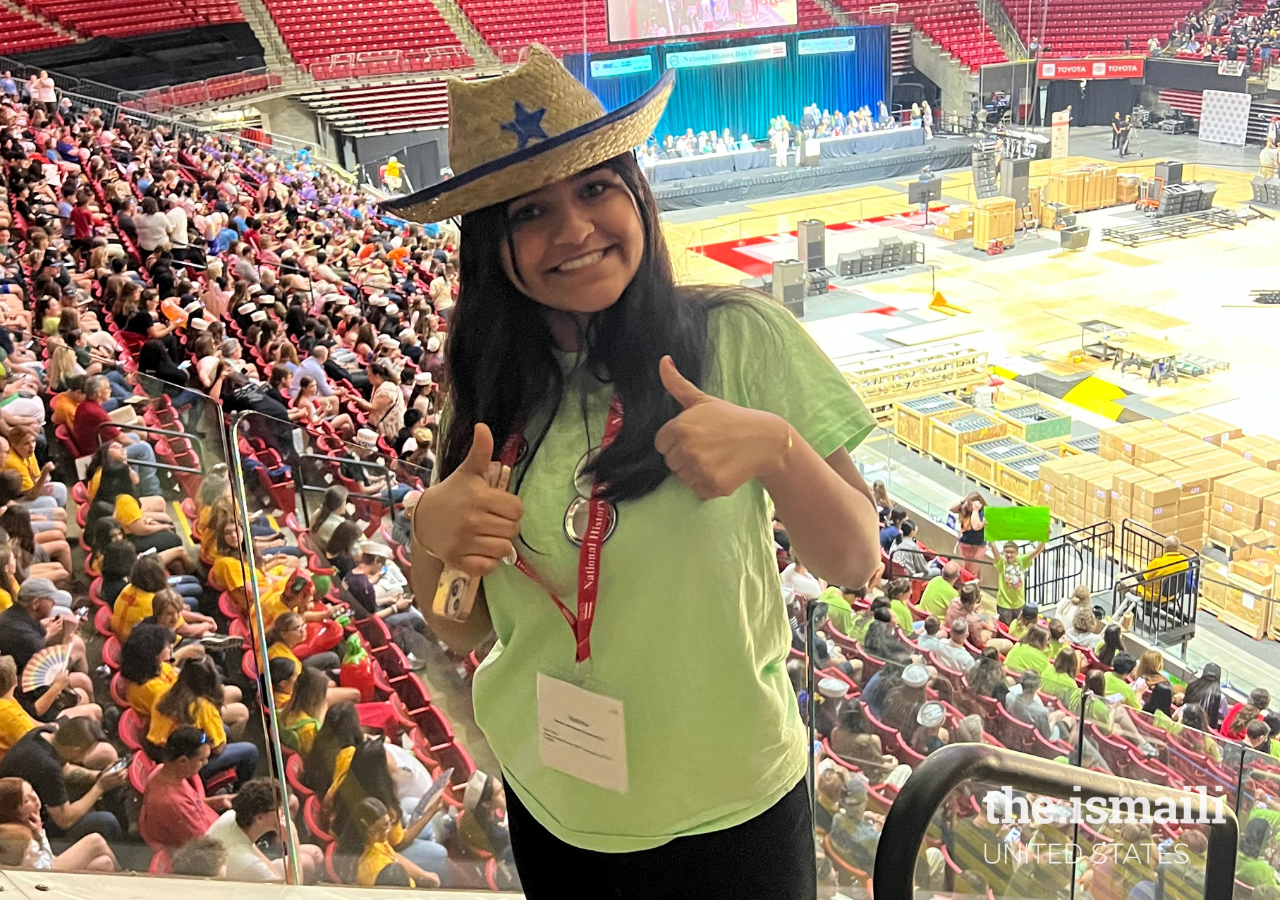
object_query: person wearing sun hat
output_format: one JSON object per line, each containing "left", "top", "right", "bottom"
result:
{"left": 396, "top": 44, "right": 878, "bottom": 896}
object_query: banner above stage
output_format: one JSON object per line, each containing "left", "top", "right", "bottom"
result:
{"left": 797, "top": 34, "right": 856, "bottom": 55}
{"left": 665, "top": 41, "right": 787, "bottom": 70}
{"left": 1036, "top": 57, "right": 1144, "bottom": 80}
{"left": 590, "top": 55, "right": 653, "bottom": 78}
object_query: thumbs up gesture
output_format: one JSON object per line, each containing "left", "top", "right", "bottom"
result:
{"left": 654, "top": 355, "right": 793, "bottom": 500}
{"left": 413, "top": 422, "right": 524, "bottom": 578}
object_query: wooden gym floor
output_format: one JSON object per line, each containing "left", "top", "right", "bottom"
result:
{"left": 661, "top": 144, "right": 1280, "bottom": 435}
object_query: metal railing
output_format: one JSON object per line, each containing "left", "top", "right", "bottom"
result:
{"left": 1027, "top": 520, "right": 1116, "bottom": 608}
{"left": 874, "top": 744, "right": 1240, "bottom": 900}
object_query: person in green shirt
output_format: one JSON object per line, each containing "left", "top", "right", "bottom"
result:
{"left": 990, "top": 540, "right": 1045, "bottom": 625}
{"left": 1236, "top": 818, "right": 1279, "bottom": 887}
{"left": 1007, "top": 603, "right": 1040, "bottom": 641}
{"left": 1004, "top": 624, "right": 1051, "bottom": 676}
{"left": 886, "top": 576, "right": 915, "bottom": 631}
{"left": 403, "top": 48, "right": 882, "bottom": 895}
{"left": 918, "top": 561, "right": 961, "bottom": 616}
{"left": 817, "top": 585, "right": 855, "bottom": 637}
{"left": 1104, "top": 654, "right": 1140, "bottom": 709}
{"left": 1044, "top": 651, "right": 1085, "bottom": 715}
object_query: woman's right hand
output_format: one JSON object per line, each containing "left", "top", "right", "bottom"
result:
{"left": 413, "top": 423, "right": 523, "bottom": 578}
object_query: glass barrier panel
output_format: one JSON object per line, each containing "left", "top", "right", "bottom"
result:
{"left": 1237, "top": 745, "right": 1280, "bottom": 900}
{"left": 228, "top": 408, "right": 515, "bottom": 892}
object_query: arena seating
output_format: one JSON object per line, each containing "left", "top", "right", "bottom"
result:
{"left": 999, "top": 0, "right": 1204, "bottom": 57}
{"left": 261, "top": 0, "right": 472, "bottom": 76}
{"left": 298, "top": 78, "right": 454, "bottom": 135}
{"left": 0, "top": 5, "right": 72, "bottom": 53}
{"left": 852, "top": 0, "right": 1006, "bottom": 71}
{"left": 16, "top": 0, "right": 241, "bottom": 37}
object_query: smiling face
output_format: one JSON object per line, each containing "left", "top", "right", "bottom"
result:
{"left": 499, "top": 167, "right": 644, "bottom": 318}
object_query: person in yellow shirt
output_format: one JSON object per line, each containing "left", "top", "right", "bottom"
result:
{"left": 119, "top": 623, "right": 204, "bottom": 718}
{"left": 337, "top": 797, "right": 439, "bottom": 887}
{"left": 0, "top": 655, "right": 40, "bottom": 755}
{"left": 3, "top": 426, "right": 63, "bottom": 507}
{"left": 208, "top": 512, "right": 302, "bottom": 625}
{"left": 278, "top": 667, "right": 327, "bottom": 755}
{"left": 50, "top": 375, "right": 86, "bottom": 431}
{"left": 111, "top": 554, "right": 169, "bottom": 641}
{"left": 0, "top": 546, "right": 17, "bottom": 612}
{"left": 1139, "top": 535, "right": 1189, "bottom": 602}
{"left": 148, "top": 658, "right": 257, "bottom": 786}
{"left": 266, "top": 612, "right": 361, "bottom": 707}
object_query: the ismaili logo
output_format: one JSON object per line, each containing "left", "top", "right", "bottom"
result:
{"left": 983, "top": 785, "right": 1228, "bottom": 826}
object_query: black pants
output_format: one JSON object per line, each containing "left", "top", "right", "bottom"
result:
{"left": 507, "top": 776, "right": 816, "bottom": 899}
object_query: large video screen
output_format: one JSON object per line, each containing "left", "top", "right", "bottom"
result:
{"left": 607, "top": 0, "right": 798, "bottom": 43}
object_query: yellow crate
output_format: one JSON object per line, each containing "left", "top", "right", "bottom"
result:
{"left": 893, "top": 394, "right": 968, "bottom": 450}
{"left": 962, "top": 437, "right": 1039, "bottom": 486}
{"left": 998, "top": 452, "right": 1054, "bottom": 505}
{"left": 930, "top": 410, "right": 1009, "bottom": 468}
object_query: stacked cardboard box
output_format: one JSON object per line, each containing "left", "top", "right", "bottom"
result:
{"left": 1223, "top": 435, "right": 1280, "bottom": 469}
{"left": 935, "top": 208, "right": 974, "bottom": 242}
{"left": 1117, "top": 173, "right": 1141, "bottom": 204}
{"left": 1208, "top": 469, "right": 1280, "bottom": 549}
{"left": 1164, "top": 413, "right": 1242, "bottom": 447}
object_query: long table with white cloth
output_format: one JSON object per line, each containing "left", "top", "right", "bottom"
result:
{"left": 644, "top": 148, "right": 773, "bottom": 183}
{"left": 816, "top": 127, "right": 924, "bottom": 159}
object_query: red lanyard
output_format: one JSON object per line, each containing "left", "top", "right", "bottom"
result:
{"left": 499, "top": 394, "right": 623, "bottom": 664}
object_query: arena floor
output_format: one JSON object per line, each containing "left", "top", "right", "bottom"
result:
{"left": 661, "top": 125, "right": 1280, "bottom": 435}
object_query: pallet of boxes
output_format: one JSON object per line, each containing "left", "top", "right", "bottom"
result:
{"left": 1045, "top": 164, "right": 1120, "bottom": 213}
{"left": 1095, "top": 413, "right": 1280, "bottom": 640}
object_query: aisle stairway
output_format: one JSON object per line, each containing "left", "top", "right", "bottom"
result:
{"left": 234, "top": 0, "right": 296, "bottom": 74}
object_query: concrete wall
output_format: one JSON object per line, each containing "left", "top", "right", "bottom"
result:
{"left": 910, "top": 32, "right": 980, "bottom": 120}
{"left": 256, "top": 96, "right": 340, "bottom": 160}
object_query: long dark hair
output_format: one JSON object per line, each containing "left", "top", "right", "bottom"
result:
{"left": 155, "top": 656, "right": 223, "bottom": 725}
{"left": 304, "top": 701, "right": 361, "bottom": 796}
{"left": 334, "top": 737, "right": 400, "bottom": 835}
{"left": 120, "top": 623, "right": 174, "bottom": 684}
{"left": 442, "top": 153, "right": 749, "bottom": 505}
{"left": 1183, "top": 663, "right": 1224, "bottom": 729}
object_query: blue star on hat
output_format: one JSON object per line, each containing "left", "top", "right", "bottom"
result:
{"left": 500, "top": 101, "right": 549, "bottom": 149}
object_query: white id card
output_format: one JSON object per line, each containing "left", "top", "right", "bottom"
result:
{"left": 536, "top": 673, "right": 628, "bottom": 794}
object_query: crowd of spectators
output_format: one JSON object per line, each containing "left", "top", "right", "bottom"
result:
{"left": 785, "top": 489, "right": 1280, "bottom": 897}
{"left": 0, "top": 73, "right": 525, "bottom": 890}
{"left": 1164, "top": 0, "right": 1280, "bottom": 69}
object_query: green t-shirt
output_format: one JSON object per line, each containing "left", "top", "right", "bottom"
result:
{"left": 1004, "top": 642, "right": 1050, "bottom": 675}
{"left": 994, "top": 553, "right": 1031, "bottom": 610}
{"left": 1040, "top": 668, "right": 1082, "bottom": 711}
{"left": 918, "top": 576, "right": 958, "bottom": 616}
{"left": 818, "top": 586, "right": 854, "bottom": 637}
{"left": 890, "top": 598, "right": 914, "bottom": 632}
{"left": 1236, "top": 854, "right": 1278, "bottom": 888}
{"left": 471, "top": 298, "right": 875, "bottom": 852}
{"left": 1103, "top": 671, "right": 1139, "bottom": 709}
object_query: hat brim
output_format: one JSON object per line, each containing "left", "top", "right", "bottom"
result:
{"left": 382, "top": 69, "right": 675, "bottom": 224}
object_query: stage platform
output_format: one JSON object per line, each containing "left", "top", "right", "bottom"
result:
{"left": 651, "top": 135, "right": 974, "bottom": 211}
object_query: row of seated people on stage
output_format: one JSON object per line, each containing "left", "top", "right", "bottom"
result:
{"left": 0, "top": 83, "right": 522, "bottom": 891}
{"left": 794, "top": 102, "right": 902, "bottom": 138}
{"left": 650, "top": 128, "right": 756, "bottom": 160}
{"left": 779, "top": 499, "right": 1280, "bottom": 895}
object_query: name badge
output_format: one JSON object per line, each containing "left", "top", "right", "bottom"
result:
{"left": 536, "top": 673, "right": 628, "bottom": 794}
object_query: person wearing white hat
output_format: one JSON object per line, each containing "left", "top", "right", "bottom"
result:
{"left": 910, "top": 701, "right": 948, "bottom": 755}
{"left": 396, "top": 44, "right": 879, "bottom": 895}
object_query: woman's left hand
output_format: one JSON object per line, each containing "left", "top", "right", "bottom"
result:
{"left": 654, "top": 356, "right": 792, "bottom": 500}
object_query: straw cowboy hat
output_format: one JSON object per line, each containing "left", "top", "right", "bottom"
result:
{"left": 382, "top": 44, "right": 674, "bottom": 223}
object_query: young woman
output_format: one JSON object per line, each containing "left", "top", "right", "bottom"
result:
{"left": 119, "top": 623, "right": 203, "bottom": 718}
{"left": 147, "top": 657, "right": 255, "bottom": 784}
{"left": 950, "top": 492, "right": 986, "bottom": 575}
{"left": 335, "top": 797, "right": 438, "bottom": 888}
{"left": 1095, "top": 622, "right": 1124, "bottom": 667}
{"left": 394, "top": 52, "right": 878, "bottom": 895}
{"left": 87, "top": 449, "right": 184, "bottom": 559}
{"left": 110, "top": 553, "right": 171, "bottom": 641}
{"left": 145, "top": 588, "right": 217, "bottom": 643}
{"left": 279, "top": 667, "right": 329, "bottom": 755}
{"left": 266, "top": 611, "right": 359, "bottom": 706}
{"left": 327, "top": 739, "right": 449, "bottom": 885}
{"left": 0, "top": 778, "right": 117, "bottom": 873}
{"left": 304, "top": 701, "right": 362, "bottom": 798}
